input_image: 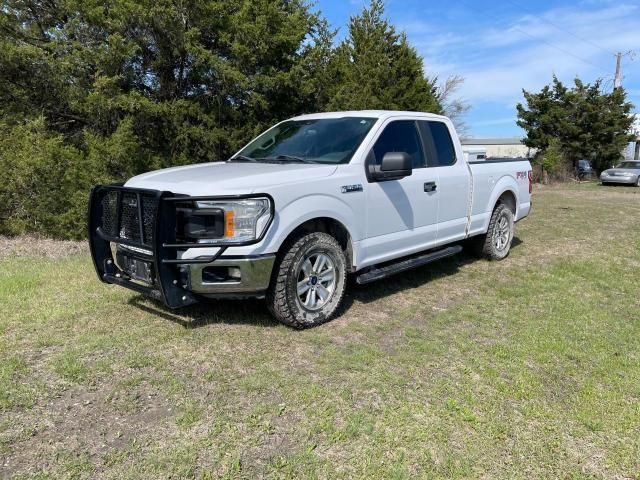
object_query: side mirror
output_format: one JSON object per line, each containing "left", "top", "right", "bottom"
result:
{"left": 369, "top": 152, "right": 413, "bottom": 182}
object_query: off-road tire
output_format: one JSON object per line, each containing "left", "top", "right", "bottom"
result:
{"left": 267, "top": 232, "right": 347, "bottom": 329}
{"left": 469, "top": 203, "right": 515, "bottom": 260}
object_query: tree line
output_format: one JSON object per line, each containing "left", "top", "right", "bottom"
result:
{"left": 517, "top": 76, "right": 635, "bottom": 177}
{"left": 0, "top": 0, "right": 454, "bottom": 238}
{"left": 1, "top": 0, "right": 635, "bottom": 239}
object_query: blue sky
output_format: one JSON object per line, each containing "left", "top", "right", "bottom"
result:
{"left": 318, "top": 0, "right": 640, "bottom": 138}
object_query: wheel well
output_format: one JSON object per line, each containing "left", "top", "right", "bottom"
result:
{"left": 496, "top": 190, "right": 516, "bottom": 214}
{"left": 281, "top": 217, "right": 354, "bottom": 271}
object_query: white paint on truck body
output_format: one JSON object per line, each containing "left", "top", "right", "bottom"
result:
{"left": 125, "top": 110, "right": 532, "bottom": 270}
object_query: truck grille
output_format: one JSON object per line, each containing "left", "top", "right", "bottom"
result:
{"left": 100, "top": 190, "right": 158, "bottom": 246}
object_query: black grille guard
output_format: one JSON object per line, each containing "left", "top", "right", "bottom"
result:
{"left": 88, "top": 184, "right": 274, "bottom": 308}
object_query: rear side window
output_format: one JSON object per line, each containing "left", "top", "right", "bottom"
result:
{"left": 370, "top": 120, "right": 426, "bottom": 169}
{"left": 419, "top": 121, "right": 457, "bottom": 167}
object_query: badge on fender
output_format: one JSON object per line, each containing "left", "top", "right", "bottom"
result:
{"left": 341, "top": 184, "right": 363, "bottom": 193}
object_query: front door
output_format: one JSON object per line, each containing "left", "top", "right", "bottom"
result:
{"left": 362, "top": 119, "right": 439, "bottom": 266}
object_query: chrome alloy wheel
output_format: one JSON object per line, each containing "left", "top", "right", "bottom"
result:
{"left": 296, "top": 252, "right": 336, "bottom": 311}
{"left": 493, "top": 212, "right": 512, "bottom": 251}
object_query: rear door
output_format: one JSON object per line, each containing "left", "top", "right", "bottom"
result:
{"left": 418, "top": 120, "right": 471, "bottom": 245}
{"left": 362, "top": 119, "right": 439, "bottom": 265}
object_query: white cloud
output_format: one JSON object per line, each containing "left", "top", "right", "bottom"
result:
{"left": 401, "top": 2, "right": 640, "bottom": 105}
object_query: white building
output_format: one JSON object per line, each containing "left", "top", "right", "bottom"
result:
{"left": 461, "top": 138, "right": 534, "bottom": 159}
{"left": 631, "top": 115, "right": 640, "bottom": 160}
{"left": 623, "top": 141, "right": 639, "bottom": 160}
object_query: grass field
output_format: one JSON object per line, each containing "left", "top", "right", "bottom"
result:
{"left": 1, "top": 183, "right": 639, "bottom": 479}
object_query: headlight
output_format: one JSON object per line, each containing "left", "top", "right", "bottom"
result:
{"left": 194, "top": 197, "right": 272, "bottom": 244}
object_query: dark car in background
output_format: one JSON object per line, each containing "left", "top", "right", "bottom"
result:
{"left": 576, "top": 159, "right": 593, "bottom": 180}
{"left": 600, "top": 161, "right": 640, "bottom": 186}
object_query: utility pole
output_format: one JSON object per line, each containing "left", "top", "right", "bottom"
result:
{"left": 614, "top": 51, "right": 636, "bottom": 90}
{"left": 614, "top": 52, "right": 622, "bottom": 89}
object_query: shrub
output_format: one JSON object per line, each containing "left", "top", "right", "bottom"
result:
{"left": 533, "top": 138, "right": 571, "bottom": 184}
{"left": 0, "top": 118, "right": 85, "bottom": 238}
{"left": 0, "top": 117, "right": 158, "bottom": 239}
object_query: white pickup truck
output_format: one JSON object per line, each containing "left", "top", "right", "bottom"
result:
{"left": 89, "top": 111, "right": 532, "bottom": 328}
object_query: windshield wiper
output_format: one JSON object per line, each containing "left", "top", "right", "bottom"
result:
{"left": 268, "top": 154, "right": 315, "bottom": 164}
{"left": 230, "top": 154, "right": 316, "bottom": 164}
{"left": 228, "top": 155, "right": 258, "bottom": 163}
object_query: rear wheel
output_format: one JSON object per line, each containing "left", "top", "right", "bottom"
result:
{"left": 636, "top": 176, "right": 640, "bottom": 187}
{"left": 267, "top": 232, "right": 347, "bottom": 328}
{"left": 470, "top": 203, "right": 515, "bottom": 260}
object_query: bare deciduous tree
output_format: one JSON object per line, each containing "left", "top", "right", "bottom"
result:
{"left": 436, "top": 75, "right": 471, "bottom": 137}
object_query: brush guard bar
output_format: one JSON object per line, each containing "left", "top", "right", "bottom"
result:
{"left": 88, "top": 184, "right": 273, "bottom": 308}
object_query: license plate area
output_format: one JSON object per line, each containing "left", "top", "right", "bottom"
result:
{"left": 117, "top": 251, "right": 155, "bottom": 285}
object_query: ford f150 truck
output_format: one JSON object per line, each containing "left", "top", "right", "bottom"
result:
{"left": 89, "top": 111, "right": 532, "bottom": 328}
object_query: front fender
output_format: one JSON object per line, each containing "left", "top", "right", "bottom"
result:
{"left": 262, "top": 193, "right": 362, "bottom": 249}
{"left": 194, "top": 192, "right": 363, "bottom": 262}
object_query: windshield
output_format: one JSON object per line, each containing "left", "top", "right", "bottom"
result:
{"left": 235, "top": 117, "right": 377, "bottom": 164}
{"left": 617, "top": 162, "right": 640, "bottom": 169}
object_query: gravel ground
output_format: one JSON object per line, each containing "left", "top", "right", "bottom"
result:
{"left": 0, "top": 235, "right": 87, "bottom": 259}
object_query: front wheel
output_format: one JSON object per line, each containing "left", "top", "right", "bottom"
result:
{"left": 636, "top": 176, "right": 640, "bottom": 187}
{"left": 470, "top": 203, "right": 515, "bottom": 260}
{"left": 267, "top": 232, "right": 347, "bottom": 328}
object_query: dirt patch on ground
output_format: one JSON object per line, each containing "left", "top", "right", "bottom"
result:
{"left": 1, "top": 381, "right": 175, "bottom": 478}
{"left": 0, "top": 235, "right": 87, "bottom": 259}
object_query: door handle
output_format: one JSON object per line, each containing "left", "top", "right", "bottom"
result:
{"left": 424, "top": 181, "right": 437, "bottom": 192}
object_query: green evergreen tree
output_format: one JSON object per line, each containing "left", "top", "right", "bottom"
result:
{"left": 0, "top": 0, "right": 327, "bottom": 237}
{"left": 517, "top": 76, "right": 635, "bottom": 171}
{"left": 0, "top": 0, "right": 324, "bottom": 164}
{"left": 0, "top": 0, "right": 445, "bottom": 238}
{"left": 327, "top": 0, "right": 441, "bottom": 113}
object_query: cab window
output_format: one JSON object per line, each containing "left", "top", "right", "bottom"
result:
{"left": 370, "top": 120, "right": 426, "bottom": 169}
{"left": 419, "top": 121, "right": 457, "bottom": 167}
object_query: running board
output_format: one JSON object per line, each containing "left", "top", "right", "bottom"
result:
{"left": 356, "top": 245, "right": 463, "bottom": 285}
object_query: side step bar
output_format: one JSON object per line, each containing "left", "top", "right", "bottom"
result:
{"left": 356, "top": 245, "right": 463, "bottom": 285}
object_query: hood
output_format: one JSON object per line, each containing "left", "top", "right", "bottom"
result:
{"left": 603, "top": 168, "right": 640, "bottom": 175}
{"left": 125, "top": 161, "right": 338, "bottom": 195}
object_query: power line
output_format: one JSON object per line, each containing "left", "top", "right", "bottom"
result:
{"left": 451, "top": 0, "right": 613, "bottom": 75}
{"left": 512, "top": 27, "right": 611, "bottom": 75}
{"left": 502, "top": 0, "right": 615, "bottom": 58}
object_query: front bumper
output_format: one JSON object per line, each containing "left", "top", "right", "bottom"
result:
{"left": 601, "top": 175, "right": 638, "bottom": 184}
{"left": 88, "top": 184, "right": 275, "bottom": 308}
{"left": 187, "top": 254, "right": 275, "bottom": 297}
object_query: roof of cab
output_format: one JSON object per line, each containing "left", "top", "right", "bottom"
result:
{"left": 290, "top": 110, "right": 448, "bottom": 122}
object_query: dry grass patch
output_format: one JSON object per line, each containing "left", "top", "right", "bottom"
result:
{"left": 0, "top": 235, "right": 86, "bottom": 259}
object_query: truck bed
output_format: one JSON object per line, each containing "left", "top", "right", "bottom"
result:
{"left": 467, "top": 157, "right": 532, "bottom": 236}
